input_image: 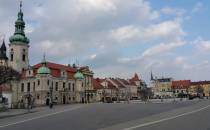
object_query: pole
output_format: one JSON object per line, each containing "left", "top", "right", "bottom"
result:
{"left": 49, "top": 86, "right": 53, "bottom": 108}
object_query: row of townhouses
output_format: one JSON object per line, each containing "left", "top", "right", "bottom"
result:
{"left": 0, "top": 3, "right": 147, "bottom": 108}
{"left": 150, "top": 72, "right": 210, "bottom": 98}
{"left": 92, "top": 74, "right": 147, "bottom": 103}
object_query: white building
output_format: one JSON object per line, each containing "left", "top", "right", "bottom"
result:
{"left": 0, "top": 2, "right": 96, "bottom": 108}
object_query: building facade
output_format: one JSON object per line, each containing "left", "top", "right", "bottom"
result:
{"left": 93, "top": 73, "right": 145, "bottom": 102}
{"left": 1, "top": 3, "right": 96, "bottom": 108}
{"left": 150, "top": 72, "right": 173, "bottom": 98}
{"left": 189, "top": 81, "right": 210, "bottom": 97}
{"left": 171, "top": 80, "right": 191, "bottom": 97}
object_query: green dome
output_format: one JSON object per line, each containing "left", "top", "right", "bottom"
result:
{"left": 37, "top": 66, "right": 51, "bottom": 74}
{"left": 74, "top": 70, "right": 84, "bottom": 79}
{"left": 9, "top": 3, "right": 29, "bottom": 44}
{"left": 9, "top": 34, "right": 29, "bottom": 44}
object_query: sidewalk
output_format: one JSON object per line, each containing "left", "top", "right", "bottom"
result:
{"left": 0, "top": 106, "right": 48, "bottom": 119}
{"left": 130, "top": 98, "right": 197, "bottom": 104}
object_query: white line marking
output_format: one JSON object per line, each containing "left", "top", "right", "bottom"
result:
{"left": 122, "top": 104, "right": 210, "bottom": 130}
{"left": 0, "top": 106, "right": 82, "bottom": 128}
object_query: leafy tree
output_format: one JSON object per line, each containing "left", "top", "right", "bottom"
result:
{"left": 139, "top": 88, "right": 153, "bottom": 101}
{"left": 195, "top": 85, "right": 204, "bottom": 97}
{"left": 0, "top": 66, "right": 21, "bottom": 85}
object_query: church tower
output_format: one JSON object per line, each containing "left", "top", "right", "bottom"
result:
{"left": 9, "top": 2, "right": 30, "bottom": 72}
{"left": 0, "top": 39, "right": 8, "bottom": 66}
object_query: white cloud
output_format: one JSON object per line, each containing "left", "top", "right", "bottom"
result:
{"left": 110, "top": 25, "right": 140, "bottom": 42}
{"left": 90, "top": 54, "right": 97, "bottom": 60}
{"left": 175, "top": 56, "right": 185, "bottom": 64}
{"left": 1, "top": 0, "right": 210, "bottom": 81}
{"left": 137, "top": 0, "right": 160, "bottom": 21}
{"left": 110, "top": 20, "right": 185, "bottom": 43}
{"left": 142, "top": 40, "right": 185, "bottom": 57}
{"left": 77, "top": 0, "right": 116, "bottom": 12}
{"left": 192, "top": 2, "right": 203, "bottom": 13}
{"left": 142, "top": 20, "right": 185, "bottom": 40}
{"left": 193, "top": 37, "right": 210, "bottom": 52}
{"left": 197, "top": 40, "right": 210, "bottom": 51}
{"left": 161, "top": 7, "right": 186, "bottom": 16}
{"left": 36, "top": 40, "right": 75, "bottom": 59}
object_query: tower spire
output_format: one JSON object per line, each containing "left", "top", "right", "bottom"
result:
{"left": 20, "top": 1, "right": 22, "bottom": 12}
{"left": 9, "top": 1, "right": 29, "bottom": 44}
{"left": 42, "top": 53, "right": 47, "bottom": 65}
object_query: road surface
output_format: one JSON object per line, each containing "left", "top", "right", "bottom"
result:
{"left": 0, "top": 100, "right": 209, "bottom": 130}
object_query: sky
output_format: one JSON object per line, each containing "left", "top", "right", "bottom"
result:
{"left": 0, "top": 0, "right": 210, "bottom": 82}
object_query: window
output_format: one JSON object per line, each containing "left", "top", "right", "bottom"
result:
{"left": 55, "top": 82, "right": 58, "bottom": 91}
{"left": 47, "top": 80, "right": 50, "bottom": 86}
{"left": 63, "top": 82, "right": 66, "bottom": 89}
{"left": 29, "top": 71, "right": 31, "bottom": 75}
{"left": 37, "top": 95, "right": 40, "bottom": 99}
{"left": 72, "top": 83, "right": 75, "bottom": 92}
{"left": 21, "top": 83, "right": 24, "bottom": 92}
{"left": 22, "top": 54, "right": 26, "bottom": 61}
{"left": 38, "top": 80, "right": 40, "bottom": 86}
{"left": 27, "top": 82, "right": 30, "bottom": 92}
{"left": 68, "top": 83, "right": 71, "bottom": 91}
{"left": 11, "top": 54, "right": 13, "bottom": 61}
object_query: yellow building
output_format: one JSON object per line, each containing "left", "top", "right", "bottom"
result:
{"left": 190, "top": 81, "right": 210, "bottom": 97}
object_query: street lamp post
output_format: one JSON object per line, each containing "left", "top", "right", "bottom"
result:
{"left": 26, "top": 92, "right": 32, "bottom": 113}
{"left": 49, "top": 85, "right": 53, "bottom": 108}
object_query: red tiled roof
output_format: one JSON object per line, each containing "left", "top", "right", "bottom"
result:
{"left": 130, "top": 73, "right": 140, "bottom": 82}
{"left": 93, "top": 78, "right": 103, "bottom": 90}
{"left": 33, "top": 62, "right": 76, "bottom": 79}
{"left": 118, "top": 78, "right": 130, "bottom": 85}
{"left": 34, "top": 62, "right": 76, "bottom": 72}
{"left": 129, "top": 73, "right": 140, "bottom": 85}
{"left": 111, "top": 79, "right": 126, "bottom": 88}
{"left": 107, "top": 81, "right": 117, "bottom": 89}
{"left": 191, "top": 81, "right": 210, "bottom": 86}
{"left": 172, "top": 80, "right": 191, "bottom": 89}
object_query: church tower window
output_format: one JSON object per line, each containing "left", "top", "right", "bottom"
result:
{"left": 22, "top": 54, "right": 25, "bottom": 61}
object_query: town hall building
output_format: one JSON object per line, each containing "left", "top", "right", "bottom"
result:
{"left": 0, "top": 3, "right": 96, "bottom": 108}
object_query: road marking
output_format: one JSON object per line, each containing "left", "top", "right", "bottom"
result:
{"left": 0, "top": 106, "right": 82, "bottom": 128}
{"left": 121, "top": 104, "right": 210, "bottom": 130}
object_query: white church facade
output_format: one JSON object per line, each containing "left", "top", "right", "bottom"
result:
{"left": 0, "top": 3, "right": 96, "bottom": 108}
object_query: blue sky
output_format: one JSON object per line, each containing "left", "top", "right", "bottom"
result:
{"left": 0, "top": 0, "right": 210, "bottom": 82}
